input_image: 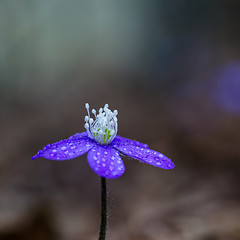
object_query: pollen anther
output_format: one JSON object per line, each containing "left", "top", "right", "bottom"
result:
{"left": 84, "top": 103, "right": 118, "bottom": 145}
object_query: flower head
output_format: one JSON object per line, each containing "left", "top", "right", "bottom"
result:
{"left": 32, "top": 103, "right": 175, "bottom": 179}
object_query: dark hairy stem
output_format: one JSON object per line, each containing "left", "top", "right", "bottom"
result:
{"left": 98, "top": 177, "right": 107, "bottom": 240}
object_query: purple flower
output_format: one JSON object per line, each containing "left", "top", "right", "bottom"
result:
{"left": 32, "top": 103, "right": 175, "bottom": 179}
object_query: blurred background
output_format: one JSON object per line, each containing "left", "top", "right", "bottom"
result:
{"left": 0, "top": 0, "right": 240, "bottom": 239}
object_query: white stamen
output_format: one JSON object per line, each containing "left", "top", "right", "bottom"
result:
{"left": 113, "top": 110, "right": 118, "bottom": 116}
{"left": 85, "top": 103, "right": 90, "bottom": 118}
{"left": 92, "top": 109, "right": 97, "bottom": 118}
{"left": 89, "top": 118, "right": 94, "bottom": 124}
{"left": 84, "top": 103, "right": 118, "bottom": 145}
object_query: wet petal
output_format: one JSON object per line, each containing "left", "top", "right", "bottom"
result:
{"left": 112, "top": 135, "right": 149, "bottom": 148}
{"left": 114, "top": 145, "right": 174, "bottom": 169}
{"left": 87, "top": 145, "right": 125, "bottom": 179}
{"left": 32, "top": 135, "right": 96, "bottom": 160}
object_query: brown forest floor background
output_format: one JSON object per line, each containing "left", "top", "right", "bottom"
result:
{"left": 0, "top": 79, "right": 240, "bottom": 240}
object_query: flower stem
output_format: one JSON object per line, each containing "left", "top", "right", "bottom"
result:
{"left": 98, "top": 177, "right": 107, "bottom": 240}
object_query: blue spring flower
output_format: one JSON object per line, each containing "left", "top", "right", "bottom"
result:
{"left": 32, "top": 103, "right": 175, "bottom": 179}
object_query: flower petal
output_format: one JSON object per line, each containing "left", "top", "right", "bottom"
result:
{"left": 87, "top": 146, "right": 125, "bottom": 179}
{"left": 112, "top": 135, "right": 149, "bottom": 148}
{"left": 32, "top": 135, "right": 95, "bottom": 160}
{"left": 114, "top": 145, "right": 174, "bottom": 169}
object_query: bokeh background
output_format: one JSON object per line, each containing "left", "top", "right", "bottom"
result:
{"left": 0, "top": 1, "right": 240, "bottom": 239}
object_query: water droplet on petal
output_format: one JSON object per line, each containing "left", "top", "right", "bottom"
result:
{"left": 109, "top": 166, "right": 114, "bottom": 171}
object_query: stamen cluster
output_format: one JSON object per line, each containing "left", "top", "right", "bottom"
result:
{"left": 84, "top": 103, "right": 118, "bottom": 145}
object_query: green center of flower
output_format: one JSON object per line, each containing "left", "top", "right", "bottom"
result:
{"left": 84, "top": 103, "right": 118, "bottom": 145}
